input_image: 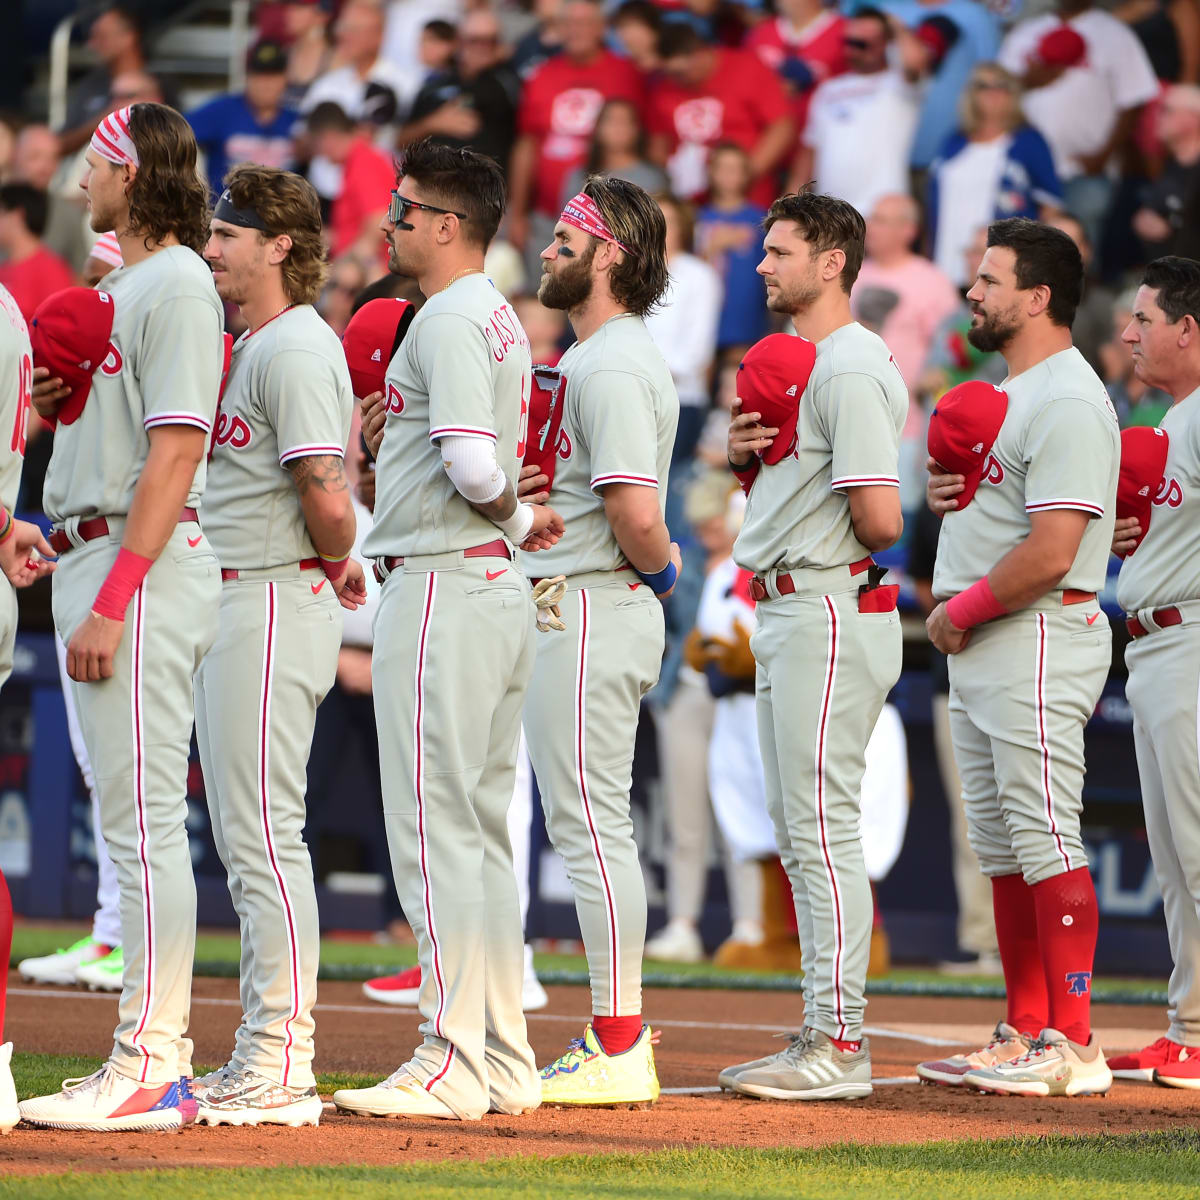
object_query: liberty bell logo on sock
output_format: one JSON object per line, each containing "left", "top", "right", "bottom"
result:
{"left": 1065, "top": 970, "right": 1092, "bottom": 996}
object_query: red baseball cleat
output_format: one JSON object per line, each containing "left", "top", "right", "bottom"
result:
{"left": 1108, "top": 1036, "right": 1198, "bottom": 1082}
{"left": 1153, "top": 1047, "right": 1200, "bottom": 1089}
{"left": 362, "top": 965, "right": 422, "bottom": 1006}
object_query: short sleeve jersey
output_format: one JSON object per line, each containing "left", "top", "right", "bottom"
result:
{"left": 0, "top": 285, "right": 31, "bottom": 514}
{"left": 933, "top": 347, "right": 1119, "bottom": 599}
{"left": 202, "top": 305, "right": 354, "bottom": 569}
{"left": 733, "top": 322, "right": 908, "bottom": 576}
{"left": 43, "top": 246, "right": 224, "bottom": 524}
{"left": 530, "top": 314, "right": 678, "bottom": 579}
{"left": 363, "top": 275, "right": 531, "bottom": 559}
{"left": 1117, "top": 388, "right": 1200, "bottom": 613}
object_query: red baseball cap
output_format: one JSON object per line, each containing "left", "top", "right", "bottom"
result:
{"left": 1116, "top": 425, "right": 1168, "bottom": 558}
{"left": 341, "top": 298, "right": 416, "bottom": 399}
{"left": 736, "top": 333, "right": 817, "bottom": 465}
{"left": 1034, "top": 25, "right": 1086, "bottom": 69}
{"left": 927, "top": 380, "right": 1009, "bottom": 508}
{"left": 29, "top": 286, "right": 117, "bottom": 426}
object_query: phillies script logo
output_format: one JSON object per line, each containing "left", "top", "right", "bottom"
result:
{"left": 385, "top": 383, "right": 405, "bottom": 416}
{"left": 1154, "top": 477, "right": 1184, "bottom": 508}
{"left": 98, "top": 342, "right": 123, "bottom": 376}
{"left": 981, "top": 453, "right": 1005, "bottom": 487}
{"left": 556, "top": 429, "right": 573, "bottom": 460}
{"left": 213, "top": 412, "right": 252, "bottom": 449}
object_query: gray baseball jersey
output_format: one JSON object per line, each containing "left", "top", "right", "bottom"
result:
{"left": 43, "top": 244, "right": 224, "bottom": 522}
{"left": 0, "top": 284, "right": 31, "bottom": 514}
{"left": 528, "top": 314, "right": 677, "bottom": 578}
{"left": 362, "top": 275, "right": 530, "bottom": 560}
{"left": 733, "top": 322, "right": 908, "bottom": 576}
{"left": 1117, "top": 388, "right": 1200, "bottom": 613}
{"left": 203, "top": 305, "right": 354, "bottom": 568}
{"left": 933, "top": 347, "right": 1119, "bottom": 599}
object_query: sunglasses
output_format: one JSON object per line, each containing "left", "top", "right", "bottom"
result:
{"left": 387, "top": 190, "right": 467, "bottom": 225}
{"left": 972, "top": 79, "right": 1014, "bottom": 92}
{"left": 842, "top": 36, "right": 878, "bottom": 51}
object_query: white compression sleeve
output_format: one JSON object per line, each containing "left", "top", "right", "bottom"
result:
{"left": 440, "top": 434, "right": 534, "bottom": 543}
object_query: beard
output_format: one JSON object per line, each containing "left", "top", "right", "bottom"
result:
{"left": 765, "top": 278, "right": 820, "bottom": 316}
{"left": 967, "top": 304, "right": 1021, "bottom": 353}
{"left": 538, "top": 243, "right": 596, "bottom": 311}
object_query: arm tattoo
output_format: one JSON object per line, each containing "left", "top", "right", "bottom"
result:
{"left": 469, "top": 478, "right": 518, "bottom": 523}
{"left": 288, "top": 454, "right": 349, "bottom": 498}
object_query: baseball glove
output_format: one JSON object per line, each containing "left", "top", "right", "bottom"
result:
{"left": 707, "top": 618, "right": 757, "bottom": 681}
{"left": 532, "top": 575, "right": 567, "bottom": 632}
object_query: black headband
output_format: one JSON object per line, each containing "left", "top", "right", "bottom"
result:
{"left": 214, "top": 189, "right": 272, "bottom": 232}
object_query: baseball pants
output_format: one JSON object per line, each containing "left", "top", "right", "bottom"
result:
{"left": 751, "top": 586, "right": 901, "bottom": 1042}
{"left": 1126, "top": 614, "right": 1200, "bottom": 1046}
{"left": 194, "top": 565, "right": 342, "bottom": 1089}
{"left": 947, "top": 603, "right": 1109, "bottom": 884}
{"left": 52, "top": 521, "right": 220, "bottom": 1083}
{"left": 373, "top": 552, "right": 537, "bottom": 1120}
{"left": 524, "top": 575, "right": 665, "bottom": 1017}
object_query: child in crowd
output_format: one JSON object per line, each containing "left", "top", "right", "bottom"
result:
{"left": 513, "top": 296, "right": 567, "bottom": 367}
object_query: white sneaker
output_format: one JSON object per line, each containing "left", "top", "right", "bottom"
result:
{"left": 644, "top": 920, "right": 704, "bottom": 964}
{"left": 18, "top": 935, "right": 113, "bottom": 986}
{"left": 75, "top": 945, "right": 123, "bottom": 992}
{"left": 917, "top": 1021, "right": 1030, "bottom": 1087}
{"left": 522, "top": 944, "right": 548, "bottom": 1012}
{"left": 19, "top": 1065, "right": 199, "bottom": 1131}
{"left": 333, "top": 1067, "right": 461, "bottom": 1119}
{"left": 0, "top": 1043, "right": 18, "bottom": 1134}
{"left": 197, "top": 1068, "right": 322, "bottom": 1127}
{"left": 963, "top": 1027, "right": 1113, "bottom": 1097}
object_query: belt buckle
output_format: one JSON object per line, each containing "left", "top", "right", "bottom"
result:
{"left": 748, "top": 576, "right": 767, "bottom": 602}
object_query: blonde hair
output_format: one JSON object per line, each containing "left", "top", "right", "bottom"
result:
{"left": 960, "top": 63, "right": 1021, "bottom": 138}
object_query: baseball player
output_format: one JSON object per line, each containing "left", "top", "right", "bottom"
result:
{"left": 718, "top": 191, "right": 906, "bottom": 1102}
{"left": 523, "top": 176, "right": 678, "bottom": 1107}
{"left": 331, "top": 139, "right": 564, "bottom": 1123}
{"left": 1107, "top": 256, "right": 1200, "bottom": 1089}
{"left": 0, "top": 281, "right": 58, "bottom": 1134}
{"left": 188, "top": 166, "right": 363, "bottom": 1127}
{"left": 20, "top": 103, "right": 224, "bottom": 1132}
{"left": 919, "top": 218, "right": 1118, "bottom": 1098}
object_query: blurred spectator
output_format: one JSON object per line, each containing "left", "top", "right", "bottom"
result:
{"left": 1133, "top": 83, "right": 1200, "bottom": 259}
{"left": 1100, "top": 285, "right": 1172, "bottom": 427}
{"left": 382, "top": 0, "right": 464, "bottom": 85}
{"left": 696, "top": 143, "right": 768, "bottom": 361}
{"left": 512, "top": 0, "right": 565, "bottom": 78}
{"left": 790, "top": 8, "right": 919, "bottom": 218}
{"left": 12, "top": 125, "right": 89, "bottom": 272}
{"left": 611, "top": 1, "right": 663, "bottom": 75}
{"left": 852, "top": 193, "right": 959, "bottom": 398}
{"left": 513, "top": 295, "right": 567, "bottom": 366}
{"left": 0, "top": 113, "right": 15, "bottom": 182}
{"left": 745, "top": 0, "right": 845, "bottom": 134}
{"left": 1045, "top": 210, "right": 1114, "bottom": 374}
{"left": 188, "top": 42, "right": 299, "bottom": 204}
{"left": 560, "top": 98, "right": 668, "bottom": 207}
{"left": 1116, "top": 0, "right": 1200, "bottom": 84}
{"left": 318, "top": 254, "right": 370, "bottom": 336}
{"left": 507, "top": 0, "right": 643, "bottom": 262}
{"left": 282, "top": 0, "right": 335, "bottom": 108}
{"left": 307, "top": 102, "right": 394, "bottom": 268}
{"left": 645, "top": 194, "right": 723, "bottom": 468}
{"left": 419, "top": 19, "right": 459, "bottom": 78}
{"left": 400, "top": 9, "right": 521, "bottom": 169}
{"left": 81, "top": 230, "right": 123, "bottom": 288}
{"left": 649, "top": 23, "right": 794, "bottom": 207}
{"left": 998, "top": 0, "right": 1159, "bottom": 252}
{"left": 0, "top": 184, "right": 76, "bottom": 321}
{"left": 928, "top": 62, "right": 1061, "bottom": 287}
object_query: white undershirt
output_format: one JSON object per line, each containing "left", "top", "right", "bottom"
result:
{"left": 934, "top": 136, "right": 1009, "bottom": 286}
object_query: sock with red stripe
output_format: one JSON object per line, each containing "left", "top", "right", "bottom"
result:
{"left": 0, "top": 867, "right": 10, "bottom": 1038}
{"left": 991, "top": 872, "right": 1048, "bottom": 1037}
{"left": 592, "top": 1015, "right": 643, "bottom": 1056}
{"left": 1032, "top": 865, "right": 1098, "bottom": 1045}
{"left": 830, "top": 1037, "right": 861, "bottom": 1053}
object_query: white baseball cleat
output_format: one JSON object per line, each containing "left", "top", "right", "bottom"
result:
{"left": 18, "top": 1064, "right": 199, "bottom": 1131}
{"left": 963, "top": 1027, "right": 1112, "bottom": 1097}
{"left": 522, "top": 944, "right": 548, "bottom": 1012}
{"left": 75, "top": 945, "right": 124, "bottom": 992}
{"left": 17, "top": 935, "right": 113, "bottom": 986}
{"left": 333, "top": 1068, "right": 461, "bottom": 1119}
{"left": 196, "top": 1069, "right": 322, "bottom": 1127}
{"left": 644, "top": 920, "right": 704, "bottom": 964}
{"left": 0, "top": 1043, "right": 19, "bottom": 1134}
{"left": 917, "top": 1022, "right": 1031, "bottom": 1087}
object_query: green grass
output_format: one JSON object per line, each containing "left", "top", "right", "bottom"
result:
{"left": 5, "top": 1133, "right": 1200, "bottom": 1199}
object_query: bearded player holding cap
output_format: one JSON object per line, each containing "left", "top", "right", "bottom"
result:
{"left": 717, "top": 190, "right": 906, "bottom": 1102}
{"left": 920, "top": 218, "right": 1118, "bottom": 1098}
{"left": 19, "top": 103, "right": 225, "bottom": 1132}
{"left": 525, "top": 177, "right": 678, "bottom": 1106}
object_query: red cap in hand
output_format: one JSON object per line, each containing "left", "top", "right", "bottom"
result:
{"left": 927, "top": 380, "right": 1009, "bottom": 509}
{"left": 342, "top": 298, "right": 416, "bottom": 400}
{"left": 1116, "top": 425, "right": 1168, "bottom": 558}
{"left": 29, "top": 286, "right": 117, "bottom": 425}
{"left": 736, "top": 333, "right": 818, "bottom": 465}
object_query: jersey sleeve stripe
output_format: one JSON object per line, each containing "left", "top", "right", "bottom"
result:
{"left": 591, "top": 473, "right": 659, "bottom": 489}
{"left": 831, "top": 474, "right": 901, "bottom": 488}
{"left": 428, "top": 425, "right": 497, "bottom": 443}
{"left": 144, "top": 412, "right": 213, "bottom": 432}
{"left": 278, "top": 443, "right": 346, "bottom": 465}
{"left": 1025, "top": 499, "right": 1105, "bottom": 516}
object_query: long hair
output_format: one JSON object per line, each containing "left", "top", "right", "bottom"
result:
{"left": 960, "top": 62, "right": 1021, "bottom": 138}
{"left": 223, "top": 164, "right": 329, "bottom": 305}
{"left": 126, "top": 103, "right": 210, "bottom": 254}
{"left": 584, "top": 175, "right": 669, "bottom": 318}
{"left": 584, "top": 99, "right": 649, "bottom": 175}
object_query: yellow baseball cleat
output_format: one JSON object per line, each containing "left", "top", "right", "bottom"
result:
{"left": 539, "top": 1023, "right": 660, "bottom": 1107}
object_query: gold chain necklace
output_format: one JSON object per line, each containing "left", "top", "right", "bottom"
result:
{"left": 440, "top": 267, "right": 483, "bottom": 293}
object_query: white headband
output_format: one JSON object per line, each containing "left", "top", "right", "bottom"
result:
{"left": 90, "top": 106, "right": 139, "bottom": 167}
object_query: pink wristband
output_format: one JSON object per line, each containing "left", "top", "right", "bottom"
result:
{"left": 946, "top": 577, "right": 1007, "bottom": 631}
{"left": 92, "top": 547, "right": 154, "bottom": 620}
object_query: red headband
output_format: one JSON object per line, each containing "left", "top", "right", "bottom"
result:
{"left": 560, "top": 192, "right": 635, "bottom": 256}
{"left": 91, "top": 105, "right": 139, "bottom": 167}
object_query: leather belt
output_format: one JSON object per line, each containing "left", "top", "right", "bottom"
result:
{"left": 748, "top": 556, "right": 873, "bottom": 603}
{"left": 49, "top": 507, "right": 199, "bottom": 555}
{"left": 1127, "top": 606, "right": 1183, "bottom": 639}
{"left": 222, "top": 557, "right": 320, "bottom": 582}
{"left": 373, "top": 538, "right": 512, "bottom": 585}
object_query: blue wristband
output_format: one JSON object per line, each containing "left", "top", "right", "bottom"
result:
{"left": 636, "top": 559, "right": 677, "bottom": 595}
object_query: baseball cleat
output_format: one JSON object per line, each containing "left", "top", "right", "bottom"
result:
{"left": 333, "top": 1068, "right": 460, "bottom": 1119}
{"left": 1153, "top": 1053, "right": 1200, "bottom": 1090}
{"left": 0, "top": 1043, "right": 18, "bottom": 1134}
{"left": 18, "top": 1065, "right": 199, "bottom": 1131}
{"left": 197, "top": 1069, "right": 322, "bottom": 1127}
{"left": 364, "top": 953, "right": 550, "bottom": 1012}
{"left": 521, "top": 945, "right": 549, "bottom": 1012}
{"left": 1108, "top": 1036, "right": 1198, "bottom": 1082}
{"left": 962, "top": 1027, "right": 1112, "bottom": 1097}
{"left": 539, "top": 1023, "right": 660, "bottom": 1108}
{"left": 188, "top": 1062, "right": 238, "bottom": 1099}
{"left": 644, "top": 920, "right": 705, "bottom": 964}
{"left": 718, "top": 1030, "right": 811, "bottom": 1090}
{"left": 732, "top": 1030, "right": 873, "bottom": 1101}
{"left": 917, "top": 1021, "right": 1030, "bottom": 1087}
{"left": 75, "top": 945, "right": 124, "bottom": 992}
{"left": 17, "top": 935, "right": 113, "bottom": 986}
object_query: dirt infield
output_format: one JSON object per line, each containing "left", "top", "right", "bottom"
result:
{"left": 4, "top": 970, "right": 1199, "bottom": 1175}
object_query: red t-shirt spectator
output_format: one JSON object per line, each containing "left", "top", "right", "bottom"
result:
{"left": 745, "top": 8, "right": 846, "bottom": 133}
{"left": 648, "top": 48, "right": 792, "bottom": 207}
{"left": 0, "top": 246, "right": 75, "bottom": 323}
{"left": 331, "top": 137, "right": 396, "bottom": 267}
{"left": 518, "top": 51, "right": 644, "bottom": 218}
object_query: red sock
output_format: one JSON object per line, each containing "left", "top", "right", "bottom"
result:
{"left": 830, "top": 1037, "right": 861, "bottom": 1053}
{"left": 991, "top": 873, "right": 1048, "bottom": 1037}
{"left": 591, "top": 1014, "right": 643, "bottom": 1056}
{"left": 0, "top": 868, "right": 11, "bottom": 1039}
{"left": 1032, "top": 866, "right": 1098, "bottom": 1045}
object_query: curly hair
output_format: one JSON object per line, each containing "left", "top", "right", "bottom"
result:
{"left": 125, "top": 103, "right": 211, "bottom": 255}
{"left": 584, "top": 175, "right": 669, "bottom": 318}
{"left": 222, "top": 164, "right": 329, "bottom": 305}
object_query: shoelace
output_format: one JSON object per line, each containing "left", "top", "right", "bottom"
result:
{"left": 61, "top": 1067, "right": 117, "bottom": 1098}
{"left": 1011, "top": 1036, "right": 1056, "bottom": 1065}
{"left": 550, "top": 1037, "right": 589, "bottom": 1068}
{"left": 381, "top": 1066, "right": 423, "bottom": 1091}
